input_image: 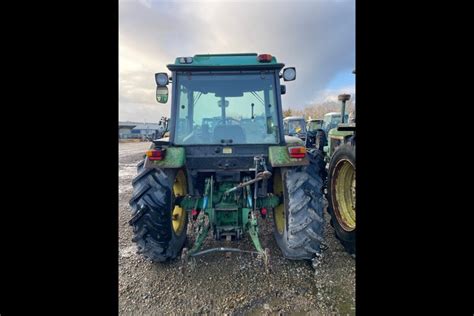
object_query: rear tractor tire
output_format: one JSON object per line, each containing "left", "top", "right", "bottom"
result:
{"left": 272, "top": 151, "right": 326, "bottom": 260}
{"left": 327, "top": 143, "right": 356, "bottom": 255}
{"left": 129, "top": 163, "right": 188, "bottom": 262}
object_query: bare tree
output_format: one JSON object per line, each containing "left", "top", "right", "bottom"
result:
{"left": 283, "top": 108, "right": 293, "bottom": 117}
{"left": 283, "top": 94, "right": 355, "bottom": 120}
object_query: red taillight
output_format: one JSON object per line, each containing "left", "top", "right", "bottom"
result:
{"left": 146, "top": 149, "right": 165, "bottom": 161}
{"left": 257, "top": 54, "right": 272, "bottom": 63}
{"left": 288, "top": 146, "right": 306, "bottom": 158}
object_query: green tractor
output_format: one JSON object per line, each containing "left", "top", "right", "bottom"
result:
{"left": 129, "top": 53, "right": 327, "bottom": 269}
{"left": 283, "top": 116, "right": 307, "bottom": 143}
{"left": 313, "top": 112, "right": 348, "bottom": 149}
{"left": 324, "top": 92, "right": 356, "bottom": 256}
{"left": 307, "top": 118, "right": 323, "bottom": 132}
{"left": 305, "top": 118, "right": 324, "bottom": 150}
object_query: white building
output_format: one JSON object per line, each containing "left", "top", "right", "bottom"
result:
{"left": 119, "top": 121, "right": 163, "bottom": 139}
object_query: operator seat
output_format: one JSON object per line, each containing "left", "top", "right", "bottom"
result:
{"left": 213, "top": 124, "right": 246, "bottom": 143}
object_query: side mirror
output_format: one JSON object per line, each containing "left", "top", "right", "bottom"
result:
{"left": 282, "top": 67, "right": 296, "bottom": 81}
{"left": 156, "top": 86, "right": 169, "bottom": 103}
{"left": 280, "top": 85, "right": 286, "bottom": 94}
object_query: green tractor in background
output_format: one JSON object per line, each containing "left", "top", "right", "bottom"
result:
{"left": 305, "top": 118, "right": 324, "bottom": 150}
{"left": 323, "top": 96, "right": 353, "bottom": 160}
{"left": 307, "top": 118, "right": 323, "bottom": 132}
{"left": 306, "top": 112, "right": 349, "bottom": 152}
{"left": 129, "top": 53, "right": 327, "bottom": 270}
{"left": 283, "top": 116, "right": 307, "bottom": 143}
{"left": 324, "top": 91, "right": 356, "bottom": 256}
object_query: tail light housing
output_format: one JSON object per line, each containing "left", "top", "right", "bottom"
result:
{"left": 146, "top": 148, "right": 166, "bottom": 161}
{"left": 288, "top": 146, "right": 306, "bottom": 158}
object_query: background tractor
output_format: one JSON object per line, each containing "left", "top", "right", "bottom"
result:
{"left": 305, "top": 118, "right": 324, "bottom": 150}
{"left": 129, "top": 53, "right": 327, "bottom": 269}
{"left": 145, "top": 116, "right": 170, "bottom": 141}
{"left": 324, "top": 89, "right": 356, "bottom": 256}
{"left": 307, "top": 118, "right": 323, "bottom": 132}
{"left": 283, "top": 116, "right": 307, "bottom": 143}
{"left": 307, "top": 112, "right": 349, "bottom": 153}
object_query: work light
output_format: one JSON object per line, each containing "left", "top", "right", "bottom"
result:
{"left": 178, "top": 57, "right": 193, "bottom": 64}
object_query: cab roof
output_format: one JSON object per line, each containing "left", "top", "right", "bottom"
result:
{"left": 167, "top": 53, "right": 285, "bottom": 71}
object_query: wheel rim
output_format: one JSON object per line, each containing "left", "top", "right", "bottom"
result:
{"left": 332, "top": 159, "right": 356, "bottom": 231}
{"left": 273, "top": 168, "right": 285, "bottom": 234}
{"left": 172, "top": 170, "right": 187, "bottom": 235}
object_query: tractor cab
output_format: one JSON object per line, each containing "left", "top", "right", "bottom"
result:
{"left": 307, "top": 119, "right": 323, "bottom": 132}
{"left": 322, "top": 112, "right": 349, "bottom": 135}
{"left": 155, "top": 54, "right": 296, "bottom": 147}
{"left": 283, "top": 116, "right": 307, "bottom": 142}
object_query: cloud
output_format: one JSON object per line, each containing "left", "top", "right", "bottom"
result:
{"left": 119, "top": 0, "right": 355, "bottom": 121}
{"left": 310, "top": 84, "right": 355, "bottom": 104}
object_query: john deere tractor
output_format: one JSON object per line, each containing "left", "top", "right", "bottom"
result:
{"left": 129, "top": 53, "right": 327, "bottom": 268}
{"left": 283, "top": 116, "right": 307, "bottom": 143}
{"left": 305, "top": 118, "right": 324, "bottom": 150}
{"left": 324, "top": 91, "right": 356, "bottom": 256}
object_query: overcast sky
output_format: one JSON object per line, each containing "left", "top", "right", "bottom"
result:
{"left": 119, "top": 0, "right": 355, "bottom": 122}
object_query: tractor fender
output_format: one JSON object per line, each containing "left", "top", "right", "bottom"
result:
{"left": 268, "top": 143, "right": 309, "bottom": 167}
{"left": 143, "top": 146, "right": 186, "bottom": 169}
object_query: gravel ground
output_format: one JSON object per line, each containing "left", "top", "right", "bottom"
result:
{"left": 119, "top": 142, "right": 355, "bottom": 315}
